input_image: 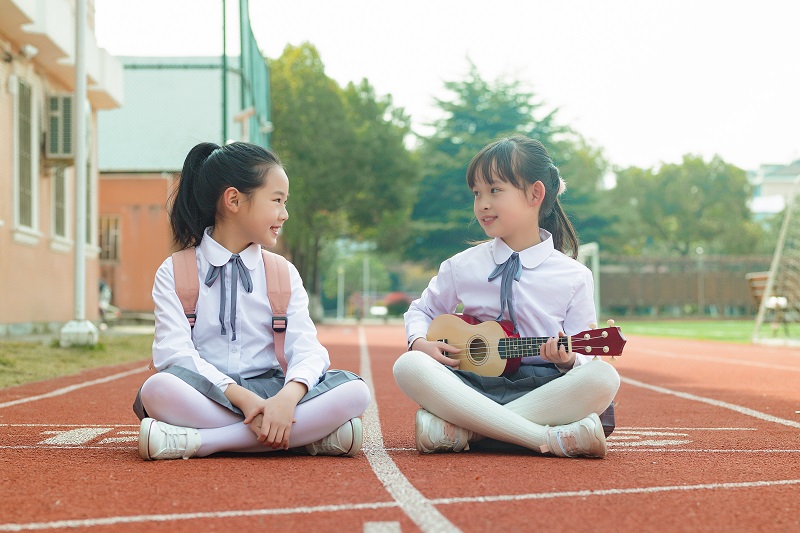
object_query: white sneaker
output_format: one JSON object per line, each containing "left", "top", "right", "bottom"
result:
{"left": 541, "top": 413, "right": 607, "bottom": 458}
{"left": 415, "top": 409, "right": 472, "bottom": 453}
{"left": 138, "top": 418, "right": 201, "bottom": 460}
{"left": 305, "top": 418, "right": 363, "bottom": 457}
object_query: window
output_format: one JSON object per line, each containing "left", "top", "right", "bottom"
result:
{"left": 16, "top": 80, "right": 34, "bottom": 229}
{"left": 99, "top": 215, "right": 120, "bottom": 261}
{"left": 53, "top": 167, "right": 67, "bottom": 238}
{"left": 86, "top": 162, "right": 92, "bottom": 244}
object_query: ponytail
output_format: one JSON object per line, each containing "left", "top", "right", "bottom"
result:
{"left": 169, "top": 141, "right": 283, "bottom": 249}
{"left": 467, "top": 135, "right": 579, "bottom": 258}
{"left": 542, "top": 197, "right": 579, "bottom": 259}
{"left": 170, "top": 142, "right": 220, "bottom": 250}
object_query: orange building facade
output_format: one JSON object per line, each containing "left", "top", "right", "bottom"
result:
{"left": 98, "top": 173, "right": 177, "bottom": 312}
{"left": 0, "top": 0, "right": 122, "bottom": 335}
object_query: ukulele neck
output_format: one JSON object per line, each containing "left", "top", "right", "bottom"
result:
{"left": 498, "top": 336, "right": 569, "bottom": 360}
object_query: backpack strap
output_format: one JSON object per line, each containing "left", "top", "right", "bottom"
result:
{"left": 149, "top": 248, "right": 199, "bottom": 370}
{"left": 262, "top": 250, "right": 291, "bottom": 373}
{"left": 172, "top": 248, "right": 200, "bottom": 327}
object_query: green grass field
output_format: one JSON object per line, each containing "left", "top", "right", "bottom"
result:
{"left": 619, "top": 319, "right": 755, "bottom": 343}
{"left": 0, "top": 333, "right": 152, "bottom": 389}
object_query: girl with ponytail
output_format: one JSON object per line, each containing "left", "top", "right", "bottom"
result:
{"left": 393, "top": 135, "right": 620, "bottom": 458}
{"left": 133, "top": 141, "right": 370, "bottom": 461}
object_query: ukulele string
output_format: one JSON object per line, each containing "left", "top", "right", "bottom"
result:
{"left": 436, "top": 333, "right": 611, "bottom": 350}
{"left": 442, "top": 345, "right": 612, "bottom": 357}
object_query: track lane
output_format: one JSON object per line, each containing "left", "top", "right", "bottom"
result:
{"left": 1, "top": 327, "right": 799, "bottom": 531}
{"left": 363, "top": 328, "right": 800, "bottom": 531}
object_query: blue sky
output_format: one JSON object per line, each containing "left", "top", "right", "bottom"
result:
{"left": 95, "top": 0, "right": 800, "bottom": 171}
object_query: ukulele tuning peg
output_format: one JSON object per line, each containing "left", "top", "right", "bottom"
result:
{"left": 610, "top": 356, "right": 616, "bottom": 363}
{"left": 606, "top": 319, "right": 615, "bottom": 327}
{"left": 589, "top": 322, "right": 597, "bottom": 330}
{"left": 592, "top": 355, "right": 599, "bottom": 361}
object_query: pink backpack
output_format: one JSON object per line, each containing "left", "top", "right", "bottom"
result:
{"left": 161, "top": 247, "right": 292, "bottom": 373}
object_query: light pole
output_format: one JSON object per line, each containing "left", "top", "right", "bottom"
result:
{"left": 60, "top": 0, "right": 98, "bottom": 347}
{"left": 337, "top": 265, "right": 345, "bottom": 320}
{"left": 696, "top": 246, "right": 705, "bottom": 316}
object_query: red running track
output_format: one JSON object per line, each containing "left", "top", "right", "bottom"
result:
{"left": 0, "top": 325, "right": 798, "bottom": 532}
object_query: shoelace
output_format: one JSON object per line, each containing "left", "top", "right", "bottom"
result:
{"left": 433, "top": 419, "right": 465, "bottom": 450}
{"left": 317, "top": 423, "right": 349, "bottom": 454}
{"left": 555, "top": 430, "right": 579, "bottom": 457}
{"left": 162, "top": 426, "right": 192, "bottom": 459}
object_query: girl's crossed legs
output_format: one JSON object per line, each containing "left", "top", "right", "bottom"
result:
{"left": 140, "top": 372, "right": 371, "bottom": 457}
{"left": 393, "top": 350, "right": 620, "bottom": 454}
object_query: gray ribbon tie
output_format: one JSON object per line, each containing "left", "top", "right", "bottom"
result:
{"left": 205, "top": 254, "right": 253, "bottom": 341}
{"left": 488, "top": 252, "right": 522, "bottom": 333}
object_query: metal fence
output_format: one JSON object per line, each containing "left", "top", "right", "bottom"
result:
{"left": 599, "top": 255, "right": 772, "bottom": 318}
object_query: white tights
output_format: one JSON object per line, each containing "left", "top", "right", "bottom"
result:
{"left": 140, "top": 372, "right": 371, "bottom": 457}
{"left": 393, "top": 351, "right": 620, "bottom": 452}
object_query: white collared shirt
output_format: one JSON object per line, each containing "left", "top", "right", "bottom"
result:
{"left": 405, "top": 231, "right": 596, "bottom": 367}
{"left": 151, "top": 228, "right": 329, "bottom": 391}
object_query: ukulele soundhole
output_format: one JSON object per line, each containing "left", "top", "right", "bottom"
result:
{"left": 468, "top": 336, "right": 488, "bottom": 365}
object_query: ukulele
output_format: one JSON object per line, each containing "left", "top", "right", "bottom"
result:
{"left": 426, "top": 314, "right": 626, "bottom": 377}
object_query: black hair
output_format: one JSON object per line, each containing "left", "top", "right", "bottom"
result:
{"left": 169, "top": 141, "right": 282, "bottom": 249}
{"left": 466, "top": 135, "right": 579, "bottom": 258}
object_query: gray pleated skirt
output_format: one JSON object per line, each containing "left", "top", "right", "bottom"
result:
{"left": 133, "top": 365, "right": 362, "bottom": 421}
{"left": 449, "top": 363, "right": 564, "bottom": 404}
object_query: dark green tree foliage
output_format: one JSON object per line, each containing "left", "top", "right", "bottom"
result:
{"left": 269, "top": 43, "right": 418, "bottom": 297}
{"left": 270, "top": 43, "right": 353, "bottom": 295}
{"left": 341, "top": 80, "right": 420, "bottom": 250}
{"left": 408, "top": 62, "right": 571, "bottom": 266}
{"left": 612, "top": 155, "right": 762, "bottom": 255}
{"left": 552, "top": 137, "right": 617, "bottom": 250}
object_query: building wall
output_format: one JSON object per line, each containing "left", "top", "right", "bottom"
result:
{"left": 99, "top": 173, "right": 176, "bottom": 312}
{"left": 759, "top": 180, "right": 798, "bottom": 201}
{"left": 0, "top": 0, "right": 122, "bottom": 334}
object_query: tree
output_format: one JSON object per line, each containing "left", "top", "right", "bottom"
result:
{"left": 552, "top": 136, "right": 618, "bottom": 250}
{"left": 270, "top": 43, "right": 354, "bottom": 299}
{"left": 341, "top": 80, "right": 420, "bottom": 251}
{"left": 406, "top": 62, "right": 571, "bottom": 266}
{"left": 612, "top": 155, "right": 762, "bottom": 255}
{"left": 269, "top": 43, "right": 418, "bottom": 310}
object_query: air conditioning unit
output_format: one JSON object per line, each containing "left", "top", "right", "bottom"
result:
{"left": 46, "top": 94, "right": 74, "bottom": 162}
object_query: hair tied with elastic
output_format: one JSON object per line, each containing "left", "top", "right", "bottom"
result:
{"left": 550, "top": 165, "right": 567, "bottom": 196}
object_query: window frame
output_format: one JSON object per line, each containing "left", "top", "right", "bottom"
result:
{"left": 12, "top": 76, "right": 40, "bottom": 245}
{"left": 50, "top": 166, "right": 72, "bottom": 252}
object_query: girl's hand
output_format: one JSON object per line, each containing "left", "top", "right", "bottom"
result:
{"left": 243, "top": 396, "right": 297, "bottom": 449}
{"left": 240, "top": 381, "right": 307, "bottom": 449}
{"left": 410, "top": 337, "right": 461, "bottom": 368}
{"left": 539, "top": 332, "right": 576, "bottom": 370}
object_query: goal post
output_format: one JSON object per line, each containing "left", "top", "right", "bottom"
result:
{"left": 578, "top": 241, "right": 601, "bottom": 318}
{"left": 752, "top": 177, "right": 800, "bottom": 344}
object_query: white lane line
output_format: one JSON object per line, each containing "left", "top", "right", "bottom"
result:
{"left": 0, "top": 437, "right": 134, "bottom": 450}
{"left": 358, "top": 327, "right": 460, "bottom": 533}
{"left": 616, "top": 427, "right": 756, "bottom": 431}
{"left": 608, "top": 440, "right": 693, "bottom": 447}
{"left": 364, "top": 522, "right": 402, "bottom": 533}
{"left": 97, "top": 437, "right": 138, "bottom": 444}
{"left": 0, "top": 424, "right": 139, "bottom": 428}
{"left": 0, "top": 502, "right": 400, "bottom": 532}
{"left": 620, "top": 377, "right": 800, "bottom": 429}
{"left": 428, "top": 479, "right": 800, "bottom": 505}
{"left": 0, "top": 475, "right": 796, "bottom": 531}
{"left": 610, "top": 431, "right": 688, "bottom": 437}
{"left": 38, "top": 428, "right": 112, "bottom": 445}
{"left": 0, "top": 367, "right": 148, "bottom": 409}
{"left": 635, "top": 349, "right": 800, "bottom": 372}
{"left": 608, "top": 449, "right": 800, "bottom": 453}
